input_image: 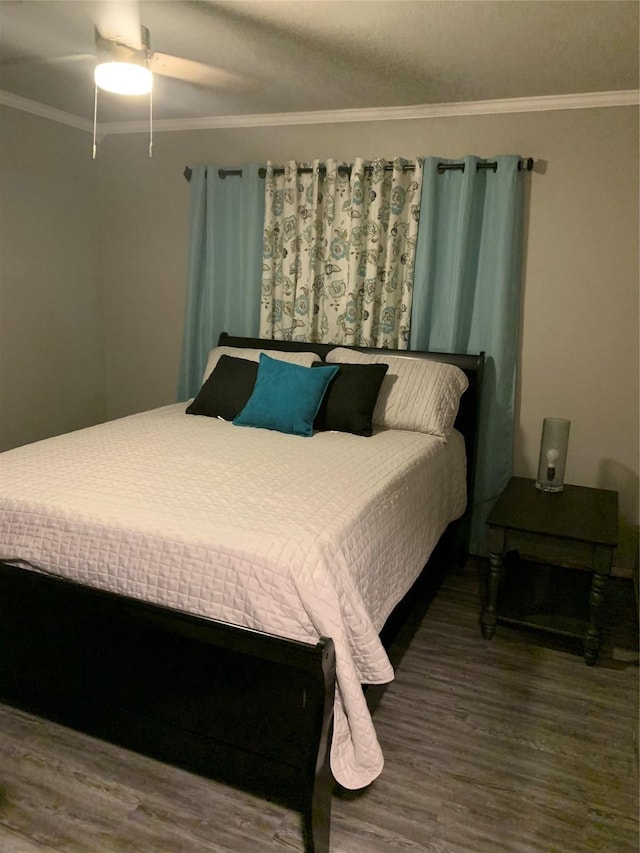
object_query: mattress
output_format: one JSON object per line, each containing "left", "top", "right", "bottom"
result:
{"left": 0, "top": 404, "right": 466, "bottom": 788}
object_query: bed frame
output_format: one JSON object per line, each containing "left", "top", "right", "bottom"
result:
{"left": 0, "top": 334, "right": 484, "bottom": 853}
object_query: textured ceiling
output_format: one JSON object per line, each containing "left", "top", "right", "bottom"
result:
{"left": 0, "top": 0, "right": 638, "bottom": 124}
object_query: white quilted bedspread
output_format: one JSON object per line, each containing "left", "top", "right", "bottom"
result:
{"left": 0, "top": 404, "right": 466, "bottom": 788}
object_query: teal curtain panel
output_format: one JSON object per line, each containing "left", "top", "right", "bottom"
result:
{"left": 178, "top": 164, "right": 265, "bottom": 400}
{"left": 410, "top": 154, "right": 526, "bottom": 554}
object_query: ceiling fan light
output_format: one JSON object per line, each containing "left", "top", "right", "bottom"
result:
{"left": 95, "top": 61, "right": 152, "bottom": 95}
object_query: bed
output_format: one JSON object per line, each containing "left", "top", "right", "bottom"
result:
{"left": 0, "top": 333, "right": 484, "bottom": 853}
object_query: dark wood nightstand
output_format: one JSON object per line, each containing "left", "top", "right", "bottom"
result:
{"left": 481, "top": 476, "right": 618, "bottom": 665}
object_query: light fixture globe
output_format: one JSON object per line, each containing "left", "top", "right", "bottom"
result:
{"left": 94, "top": 61, "right": 152, "bottom": 95}
{"left": 94, "top": 25, "right": 152, "bottom": 95}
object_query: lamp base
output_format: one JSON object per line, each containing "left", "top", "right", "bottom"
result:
{"left": 536, "top": 481, "right": 564, "bottom": 493}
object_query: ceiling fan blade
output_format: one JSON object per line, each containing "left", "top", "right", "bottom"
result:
{"left": 0, "top": 53, "right": 93, "bottom": 68}
{"left": 93, "top": 0, "right": 142, "bottom": 48}
{"left": 150, "top": 52, "right": 252, "bottom": 91}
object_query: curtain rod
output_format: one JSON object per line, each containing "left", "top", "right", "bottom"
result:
{"left": 183, "top": 158, "right": 533, "bottom": 182}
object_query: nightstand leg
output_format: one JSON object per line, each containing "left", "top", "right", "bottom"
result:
{"left": 584, "top": 568, "right": 607, "bottom": 666}
{"left": 481, "top": 551, "right": 502, "bottom": 639}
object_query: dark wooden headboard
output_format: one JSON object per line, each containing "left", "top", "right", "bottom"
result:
{"left": 218, "top": 333, "right": 485, "bottom": 513}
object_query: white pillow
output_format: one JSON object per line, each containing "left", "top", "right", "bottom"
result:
{"left": 325, "top": 347, "right": 468, "bottom": 439}
{"left": 202, "top": 346, "right": 320, "bottom": 385}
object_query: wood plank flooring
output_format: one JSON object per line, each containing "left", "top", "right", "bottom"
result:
{"left": 0, "top": 563, "right": 637, "bottom": 853}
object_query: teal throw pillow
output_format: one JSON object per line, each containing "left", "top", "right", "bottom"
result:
{"left": 232, "top": 354, "right": 339, "bottom": 437}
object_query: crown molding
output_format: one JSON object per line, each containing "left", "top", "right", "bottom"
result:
{"left": 1, "top": 88, "right": 638, "bottom": 136}
{"left": 105, "top": 90, "right": 640, "bottom": 135}
{"left": 0, "top": 90, "right": 95, "bottom": 133}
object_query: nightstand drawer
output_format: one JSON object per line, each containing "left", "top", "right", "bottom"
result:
{"left": 488, "top": 527, "right": 598, "bottom": 572}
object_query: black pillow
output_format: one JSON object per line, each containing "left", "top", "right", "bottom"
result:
{"left": 313, "top": 362, "right": 389, "bottom": 436}
{"left": 186, "top": 355, "right": 258, "bottom": 420}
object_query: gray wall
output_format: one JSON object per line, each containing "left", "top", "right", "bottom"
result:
{"left": 0, "top": 107, "right": 106, "bottom": 449}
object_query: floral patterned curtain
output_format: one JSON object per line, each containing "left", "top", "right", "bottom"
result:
{"left": 260, "top": 157, "right": 423, "bottom": 348}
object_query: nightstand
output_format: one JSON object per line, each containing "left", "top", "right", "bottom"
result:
{"left": 481, "top": 476, "right": 618, "bottom": 665}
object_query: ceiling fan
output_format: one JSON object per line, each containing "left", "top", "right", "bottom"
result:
{"left": 0, "top": 1, "right": 252, "bottom": 157}
{"left": 91, "top": 0, "right": 248, "bottom": 96}
{"left": 82, "top": 0, "right": 251, "bottom": 157}
{"left": 0, "top": 1, "right": 250, "bottom": 99}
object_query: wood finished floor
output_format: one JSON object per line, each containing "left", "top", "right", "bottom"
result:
{"left": 0, "top": 563, "right": 637, "bottom": 853}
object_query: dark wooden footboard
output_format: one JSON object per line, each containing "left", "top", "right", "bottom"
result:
{"left": 0, "top": 560, "right": 336, "bottom": 853}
